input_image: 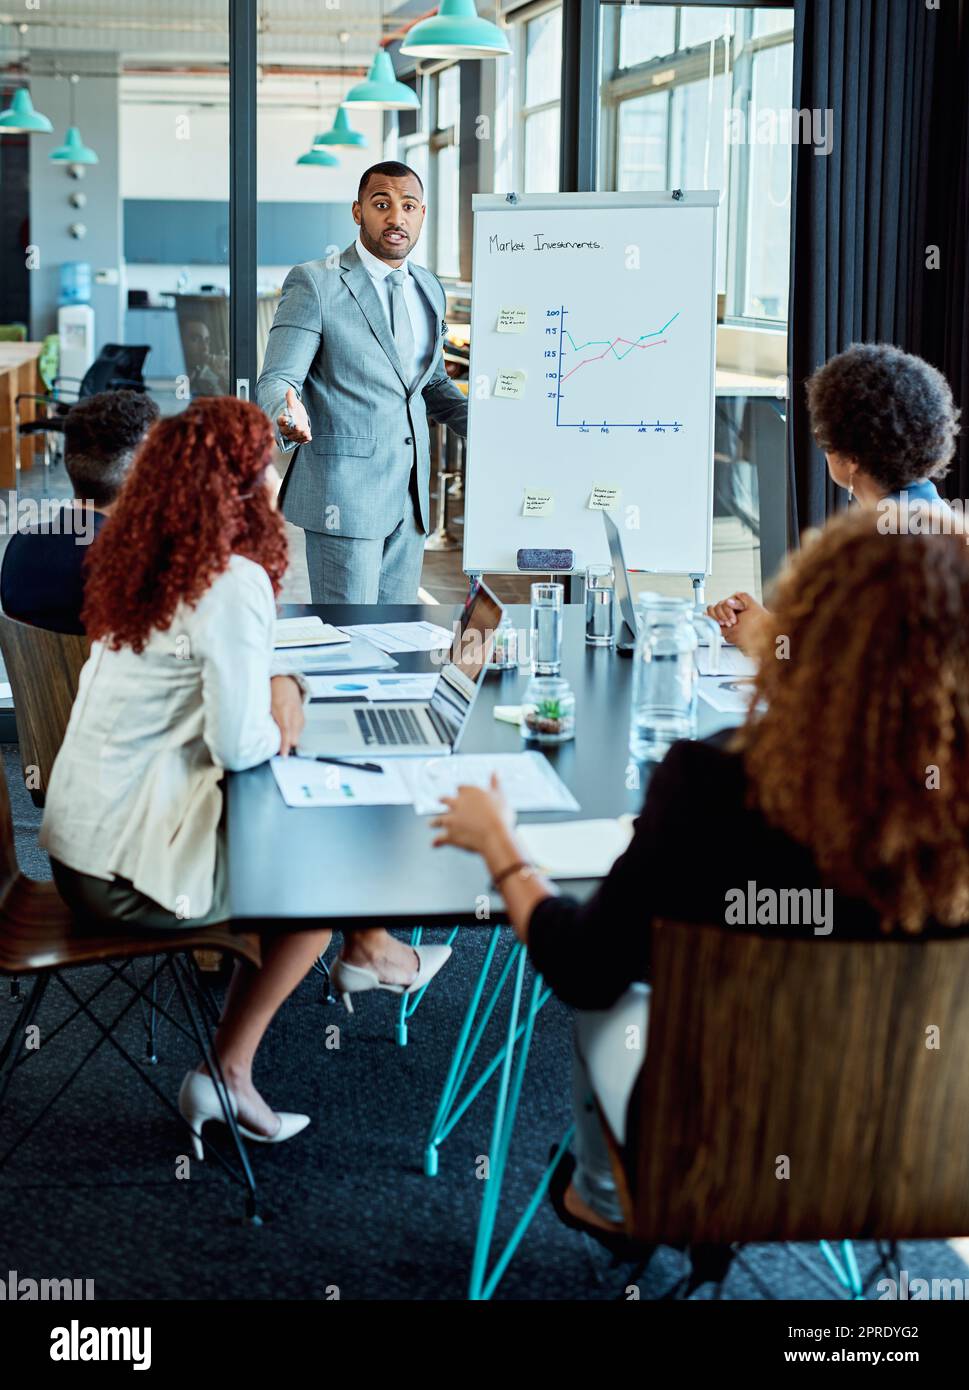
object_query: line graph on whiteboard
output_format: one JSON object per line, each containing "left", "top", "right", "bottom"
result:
{"left": 546, "top": 305, "right": 685, "bottom": 433}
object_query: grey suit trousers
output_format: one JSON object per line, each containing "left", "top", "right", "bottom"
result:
{"left": 303, "top": 477, "right": 426, "bottom": 604}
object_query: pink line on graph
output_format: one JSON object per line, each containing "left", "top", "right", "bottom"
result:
{"left": 560, "top": 336, "right": 669, "bottom": 384}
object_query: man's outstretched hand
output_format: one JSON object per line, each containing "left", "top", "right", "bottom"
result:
{"left": 277, "top": 387, "right": 312, "bottom": 445}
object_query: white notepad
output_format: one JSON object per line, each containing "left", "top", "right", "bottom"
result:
{"left": 516, "top": 817, "right": 635, "bottom": 880}
{"left": 274, "top": 617, "right": 350, "bottom": 649}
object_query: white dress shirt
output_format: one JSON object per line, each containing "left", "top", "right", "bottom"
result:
{"left": 40, "top": 555, "right": 284, "bottom": 920}
{"left": 355, "top": 233, "right": 436, "bottom": 383}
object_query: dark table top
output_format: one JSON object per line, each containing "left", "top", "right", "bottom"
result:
{"left": 226, "top": 603, "right": 733, "bottom": 929}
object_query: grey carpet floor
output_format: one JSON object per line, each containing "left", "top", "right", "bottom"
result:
{"left": 0, "top": 745, "right": 965, "bottom": 1301}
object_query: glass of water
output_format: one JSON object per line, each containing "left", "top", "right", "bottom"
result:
{"left": 585, "top": 565, "right": 615, "bottom": 646}
{"left": 530, "top": 582, "right": 563, "bottom": 675}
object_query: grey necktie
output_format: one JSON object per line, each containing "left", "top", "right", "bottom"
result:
{"left": 386, "top": 268, "right": 416, "bottom": 388}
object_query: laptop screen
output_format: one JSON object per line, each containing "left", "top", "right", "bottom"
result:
{"left": 430, "top": 584, "right": 504, "bottom": 737}
{"left": 602, "top": 512, "right": 639, "bottom": 644}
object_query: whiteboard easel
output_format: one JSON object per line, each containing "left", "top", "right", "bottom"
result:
{"left": 462, "top": 190, "right": 720, "bottom": 594}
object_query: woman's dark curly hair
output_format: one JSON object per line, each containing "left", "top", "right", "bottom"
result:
{"left": 736, "top": 507, "right": 969, "bottom": 933}
{"left": 82, "top": 396, "right": 287, "bottom": 653}
{"left": 806, "top": 343, "right": 960, "bottom": 493}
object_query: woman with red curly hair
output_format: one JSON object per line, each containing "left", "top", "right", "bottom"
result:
{"left": 40, "top": 397, "right": 449, "bottom": 1152}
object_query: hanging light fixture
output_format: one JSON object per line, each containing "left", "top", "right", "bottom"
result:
{"left": 400, "top": 0, "right": 510, "bottom": 60}
{"left": 0, "top": 25, "right": 54, "bottom": 133}
{"left": 343, "top": 49, "right": 419, "bottom": 111}
{"left": 50, "top": 76, "right": 98, "bottom": 164}
{"left": 297, "top": 148, "right": 339, "bottom": 167}
{"left": 313, "top": 106, "right": 368, "bottom": 150}
{"left": 296, "top": 82, "right": 340, "bottom": 167}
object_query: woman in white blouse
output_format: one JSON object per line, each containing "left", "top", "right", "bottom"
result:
{"left": 41, "top": 396, "right": 450, "bottom": 1153}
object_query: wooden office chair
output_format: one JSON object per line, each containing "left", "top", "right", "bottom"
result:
{"left": 606, "top": 920, "right": 969, "bottom": 1297}
{"left": 0, "top": 613, "right": 90, "bottom": 809}
{"left": 0, "top": 744, "right": 266, "bottom": 1219}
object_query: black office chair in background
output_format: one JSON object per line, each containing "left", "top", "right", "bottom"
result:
{"left": 15, "top": 343, "right": 151, "bottom": 470}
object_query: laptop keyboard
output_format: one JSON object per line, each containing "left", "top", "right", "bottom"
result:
{"left": 355, "top": 705, "right": 435, "bottom": 747}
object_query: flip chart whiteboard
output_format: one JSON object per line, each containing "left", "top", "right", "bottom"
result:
{"left": 463, "top": 191, "right": 719, "bottom": 576}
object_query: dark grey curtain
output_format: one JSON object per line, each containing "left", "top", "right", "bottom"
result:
{"left": 787, "top": 0, "right": 968, "bottom": 538}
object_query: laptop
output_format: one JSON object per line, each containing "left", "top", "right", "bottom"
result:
{"left": 297, "top": 583, "right": 504, "bottom": 758}
{"left": 601, "top": 512, "right": 640, "bottom": 653}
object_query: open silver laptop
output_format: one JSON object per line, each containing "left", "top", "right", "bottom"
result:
{"left": 602, "top": 512, "right": 640, "bottom": 652}
{"left": 297, "top": 583, "right": 504, "bottom": 758}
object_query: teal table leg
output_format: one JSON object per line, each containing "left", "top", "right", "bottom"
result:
{"left": 424, "top": 927, "right": 502, "bottom": 1175}
{"left": 396, "top": 924, "right": 460, "bottom": 1048}
{"left": 469, "top": 963, "right": 551, "bottom": 1301}
{"left": 469, "top": 947, "right": 528, "bottom": 1300}
{"left": 819, "top": 1239, "right": 865, "bottom": 1298}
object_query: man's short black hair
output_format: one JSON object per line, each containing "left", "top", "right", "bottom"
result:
{"left": 357, "top": 161, "right": 424, "bottom": 205}
{"left": 63, "top": 389, "right": 160, "bottom": 509}
{"left": 806, "top": 344, "right": 960, "bottom": 492}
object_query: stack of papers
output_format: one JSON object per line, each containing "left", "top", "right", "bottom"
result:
{"left": 274, "top": 617, "right": 349, "bottom": 648}
{"left": 338, "top": 621, "right": 455, "bottom": 654}
{"left": 306, "top": 672, "right": 439, "bottom": 702}
{"left": 405, "top": 753, "right": 579, "bottom": 817}
{"left": 516, "top": 817, "right": 635, "bottom": 879}
{"left": 272, "top": 633, "right": 398, "bottom": 676}
{"left": 697, "top": 645, "right": 757, "bottom": 678}
{"left": 270, "top": 750, "right": 580, "bottom": 816}
{"left": 271, "top": 756, "right": 413, "bottom": 808}
{"left": 698, "top": 676, "right": 758, "bottom": 714}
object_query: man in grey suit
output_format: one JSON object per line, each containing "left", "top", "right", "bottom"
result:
{"left": 256, "top": 161, "right": 468, "bottom": 603}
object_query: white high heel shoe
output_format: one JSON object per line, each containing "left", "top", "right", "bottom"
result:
{"left": 177, "top": 1069, "right": 310, "bottom": 1161}
{"left": 330, "top": 944, "right": 452, "bottom": 1014}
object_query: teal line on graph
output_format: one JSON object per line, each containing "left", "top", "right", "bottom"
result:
{"left": 554, "top": 305, "right": 684, "bottom": 431}
{"left": 561, "top": 311, "right": 681, "bottom": 363}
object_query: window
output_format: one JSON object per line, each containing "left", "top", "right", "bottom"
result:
{"left": 519, "top": 6, "right": 561, "bottom": 192}
{"left": 600, "top": 4, "right": 794, "bottom": 324}
{"left": 600, "top": 6, "right": 796, "bottom": 602}
{"left": 399, "top": 67, "right": 460, "bottom": 276}
{"left": 432, "top": 66, "right": 460, "bottom": 278}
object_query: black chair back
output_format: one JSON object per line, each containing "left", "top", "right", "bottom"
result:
{"left": 79, "top": 345, "right": 150, "bottom": 397}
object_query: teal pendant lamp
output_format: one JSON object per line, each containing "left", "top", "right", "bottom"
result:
{"left": 0, "top": 87, "right": 54, "bottom": 134}
{"left": 400, "top": 0, "right": 510, "bottom": 59}
{"left": 50, "top": 76, "right": 98, "bottom": 164}
{"left": 298, "top": 83, "right": 341, "bottom": 167}
{"left": 343, "top": 49, "right": 419, "bottom": 111}
{"left": 297, "top": 147, "right": 339, "bottom": 167}
{"left": 51, "top": 125, "right": 98, "bottom": 164}
{"left": 313, "top": 106, "right": 368, "bottom": 149}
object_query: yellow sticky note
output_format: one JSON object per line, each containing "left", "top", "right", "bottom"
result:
{"left": 496, "top": 307, "right": 528, "bottom": 333}
{"left": 522, "top": 490, "right": 554, "bottom": 517}
{"left": 588, "top": 483, "right": 621, "bottom": 511}
{"left": 495, "top": 369, "right": 526, "bottom": 399}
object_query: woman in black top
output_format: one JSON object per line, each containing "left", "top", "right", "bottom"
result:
{"left": 431, "top": 508, "right": 969, "bottom": 1239}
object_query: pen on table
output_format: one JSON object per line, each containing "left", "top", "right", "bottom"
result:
{"left": 294, "top": 753, "right": 385, "bottom": 775}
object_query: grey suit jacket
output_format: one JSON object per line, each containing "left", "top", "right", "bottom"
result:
{"left": 255, "top": 242, "right": 467, "bottom": 540}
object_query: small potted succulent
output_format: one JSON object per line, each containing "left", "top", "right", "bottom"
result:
{"left": 522, "top": 676, "right": 575, "bottom": 744}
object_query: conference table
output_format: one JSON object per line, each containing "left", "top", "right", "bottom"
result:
{"left": 0, "top": 342, "right": 44, "bottom": 489}
{"left": 226, "top": 600, "right": 736, "bottom": 1298}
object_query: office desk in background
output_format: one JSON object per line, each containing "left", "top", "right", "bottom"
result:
{"left": 0, "top": 342, "right": 44, "bottom": 488}
{"left": 226, "top": 602, "right": 737, "bottom": 928}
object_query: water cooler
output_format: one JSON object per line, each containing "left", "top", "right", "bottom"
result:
{"left": 57, "top": 262, "right": 95, "bottom": 399}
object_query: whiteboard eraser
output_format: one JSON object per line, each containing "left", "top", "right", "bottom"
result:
{"left": 517, "top": 548, "right": 574, "bottom": 571}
